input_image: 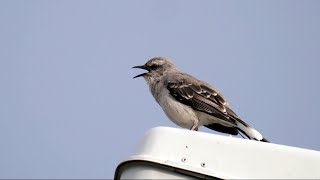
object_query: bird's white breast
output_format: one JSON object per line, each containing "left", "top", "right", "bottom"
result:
{"left": 153, "top": 82, "right": 198, "bottom": 129}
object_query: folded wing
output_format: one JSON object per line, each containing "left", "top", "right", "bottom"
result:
{"left": 166, "top": 79, "right": 240, "bottom": 128}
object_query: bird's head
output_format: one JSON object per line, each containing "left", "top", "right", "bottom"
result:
{"left": 133, "top": 57, "right": 176, "bottom": 81}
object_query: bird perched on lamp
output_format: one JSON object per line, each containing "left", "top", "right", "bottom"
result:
{"left": 133, "top": 57, "right": 269, "bottom": 142}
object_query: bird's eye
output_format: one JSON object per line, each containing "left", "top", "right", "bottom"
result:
{"left": 149, "top": 64, "right": 158, "bottom": 70}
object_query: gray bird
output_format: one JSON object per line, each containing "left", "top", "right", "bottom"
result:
{"left": 133, "top": 57, "right": 269, "bottom": 142}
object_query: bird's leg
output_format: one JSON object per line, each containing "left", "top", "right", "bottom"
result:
{"left": 190, "top": 122, "right": 199, "bottom": 131}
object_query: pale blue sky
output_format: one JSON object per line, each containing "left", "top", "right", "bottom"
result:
{"left": 0, "top": 0, "right": 320, "bottom": 178}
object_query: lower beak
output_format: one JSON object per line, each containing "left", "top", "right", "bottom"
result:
{"left": 133, "top": 73, "right": 147, "bottom": 79}
{"left": 132, "top": 65, "right": 148, "bottom": 79}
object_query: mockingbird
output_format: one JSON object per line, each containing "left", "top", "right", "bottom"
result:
{"left": 133, "top": 57, "right": 269, "bottom": 142}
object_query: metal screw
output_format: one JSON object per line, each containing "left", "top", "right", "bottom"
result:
{"left": 201, "top": 162, "right": 206, "bottom": 167}
{"left": 181, "top": 157, "right": 187, "bottom": 163}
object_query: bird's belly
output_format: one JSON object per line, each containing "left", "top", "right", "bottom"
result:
{"left": 196, "top": 111, "right": 234, "bottom": 127}
{"left": 159, "top": 95, "right": 198, "bottom": 129}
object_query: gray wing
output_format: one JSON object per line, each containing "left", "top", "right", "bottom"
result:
{"left": 165, "top": 74, "right": 267, "bottom": 141}
{"left": 166, "top": 75, "right": 242, "bottom": 129}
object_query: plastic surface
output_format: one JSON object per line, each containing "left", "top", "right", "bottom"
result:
{"left": 115, "top": 127, "right": 320, "bottom": 179}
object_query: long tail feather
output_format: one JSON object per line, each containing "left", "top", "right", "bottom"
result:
{"left": 234, "top": 118, "right": 269, "bottom": 143}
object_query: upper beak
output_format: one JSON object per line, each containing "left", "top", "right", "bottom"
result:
{"left": 132, "top": 65, "right": 147, "bottom": 70}
{"left": 132, "top": 65, "right": 148, "bottom": 79}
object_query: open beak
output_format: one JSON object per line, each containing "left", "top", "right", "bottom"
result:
{"left": 132, "top": 65, "right": 148, "bottom": 79}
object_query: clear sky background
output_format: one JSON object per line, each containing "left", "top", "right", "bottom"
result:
{"left": 1, "top": 0, "right": 320, "bottom": 178}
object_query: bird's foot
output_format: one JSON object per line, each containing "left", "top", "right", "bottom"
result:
{"left": 190, "top": 125, "right": 199, "bottom": 131}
